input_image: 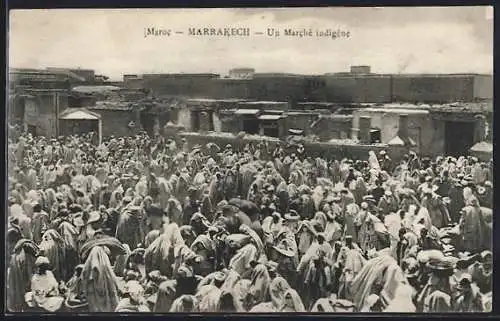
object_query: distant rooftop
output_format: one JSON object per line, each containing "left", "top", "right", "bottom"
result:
{"left": 87, "top": 100, "right": 133, "bottom": 110}
{"left": 132, "top": 70, "right": 492, "bottom": 80}
{"left": 187, "top": 98, "right": 247, "bottom": 103}
{"left": 10, "top": 68, "right": 55, "bottom": 74}
{"left": 253, "top": 73, "right": 306, "bottom": 78}
{"left": 287, "top": 110, "right": 331, "bottom": 116}
{"left": 358, "top": 101, "right": 493, "bottom": 114}
{"left": 323, "top": 72, "right": 492, "bottom": 78}
{"left": 317, "top": 114, "right": 353, "bottom": 119}
{"left": 230, "top": 68, "right": 255, "bottom": 72}
{"left": 296, "top": 102, "right": 337, "bottom": 106}
{"left": 470, "top": 142, "right": 493, "bottom": 153}
{"left": 142, "top": 73, "right": 220, "bottom": 78}
{"left": 360, "top": 108, "right": 430, "bottom": 115}
{"left": 387, "top": 73, "right": 492, "bottom": 77}
{"left": 59, "top": 108, "right": 101, "bottom": 120}
{"left": 216, "top": 77, "right": 253, "bottom": 81}
{"left": 234, "top": 109, "right": 260, "bottom": 115}
{"left": 239, "top": 101, "right": 288, "bottom": 105}
{"left": 259, "top": 114, "right": 284, "bottom": 120}
{"left": 10, "top": 68, "right": 89, "bottom": 82}
{"left": 47, "top": 67, "right": 94, "bottom": 72}
{"left": 72, "top": 85, "right": 121, "bottom": 93}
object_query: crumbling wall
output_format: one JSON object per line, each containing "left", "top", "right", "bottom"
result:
{"left": 311, "top": 116, "right": 353, "bottom": 141}
{"left": 92, "top": 109, "right": 141, "bottom": 138}
{"left": 178, "top": 132, "right": 407, "bottom": 162}
{"left": 177, "top": 107, "right": 192, "bottom": 130}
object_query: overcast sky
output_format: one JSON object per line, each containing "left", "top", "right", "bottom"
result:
{"left": 9, "top": 7, "right": 493, "bottom": 80}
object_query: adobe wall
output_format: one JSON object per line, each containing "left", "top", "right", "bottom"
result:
{"left": 391, "top": 76, "right": 474, "bottom": 103}
{"left": 351, "top": 110, "right": 446, "bottom": 157}
{"left": 311, "top": 116, "right": 352, "bottom": 141}
{"left": 123, "top": 72, "right": 491, "bottom": 104}
{"left": 22, "top": 91, "right": 68, "bottom": 138}
{"left": 324, "top": 75, "right": 392, "bottom": 103}
{"left": 286, "top": 113, "right": 319, "bottom": 136}
{"left": 178, "top": 132, "right": 407, "bottom": 162}
{"left": 91, "top": 109, "right": 142, "bottom": 138}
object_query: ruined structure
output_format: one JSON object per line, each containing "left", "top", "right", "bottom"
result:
{"left": 9, "top": 65, "right": 493, "bottom": 160}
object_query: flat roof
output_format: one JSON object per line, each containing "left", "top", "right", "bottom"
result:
{"left": 324, "top": 73, "right": 491, "bottom": 78}
{"left": 59, "top": 109, "right": 100, "bottom": 120}
{"left": 22, "top": 89, "right": 68, "bottom": 92}
{"left": 10, "top": 70, "right": 60, "bottom": 75}
{"left": 318, "top": 114, "right": 353, "bottom": 119}
{"left": 142, "top": 73, "right": 220, "bottom": 78}
{"left": 215, "top": 78, "right": 252, "bottom": 81}
{"left": 72, "top": 85, "right": 121, "bottom": 93}
{"left": 47, "top": 67, "right": 94, "bottom": 72}
{"left": 254, "top": 73, "right": 304, "bottom": 78}
{"left": 259, "top": 115, "right": 283, "bottom": 120}
{"left": 11, "top": 68, "right": 88, "bottom": 82}
{"left": 287, "top": 110, "right": 331, "bottom": 115}
{"left": 187, "top": 98, "right": 247, "bottom": 103}
{"left": 296, "top": 102, "right": 337, "bottom": 106}
{"left": 359, "top": 108, "right": 429, "bottom": 115}
{"left": 389, "top": 73, "right": 492, "bottom": 77}
{"left": 359, "top": 103, "right": 426, "bottom": 108}
{"left": 357, "top": 102, "right": 492, "bottom": 114}
{"left": 470, "top": 142, "right": 493, "bottom": 153}
{"left": 263, "top": 110, "right": 284, "bottom": 114}
{"left": 234, "top": 109, "right": 260, "bottom": 115}
{"left": 239, "top": 101, "right": 288, "bottom": 105}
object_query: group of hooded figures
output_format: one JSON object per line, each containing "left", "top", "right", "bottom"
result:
{"left": 7, "top": 131, "right": 493, "bottom": 313}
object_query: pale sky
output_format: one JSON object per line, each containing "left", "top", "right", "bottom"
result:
{"left": 9, "top": 7, "right": 493, "bottom": 81}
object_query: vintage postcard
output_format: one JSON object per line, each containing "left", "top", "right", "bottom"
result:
{"left": 7, "top": 7, "right": 493, "bottom": 314}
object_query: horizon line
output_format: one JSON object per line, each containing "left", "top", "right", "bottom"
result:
{"left": 9, "top": 66, "right": 494, "bottom": 79}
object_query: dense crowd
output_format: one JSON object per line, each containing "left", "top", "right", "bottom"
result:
{"left": 7, "top": 131, "right": 493, "bottom": 313}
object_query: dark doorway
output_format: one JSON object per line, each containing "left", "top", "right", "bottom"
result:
{"left": 61, "top": 119, "right": 99, "bottom": 144}
{"left": 445, "top": 121, "right": 475, "bottom": 156}
{"left": 68, "top": 95, "right": 82, "bottom": 108}
{"left": 242, "top": 117, "right": 259, "bottom": 134}
{"left": 27, "top": 125, "right": 37, "bottom": 136}
{"left": 370, "top": 129, "right": 381, "bottom": 144}
{"left": 63, "top": 120, "right": 98, "bottom": 135}
{"left": 191, "top": 111, "right": 201, "bottom": 131}
{"left": 158, "top": 110, "right": 178, "bottom": 129}
{"left": 140, "top": 110, "right": 155, "bottom": 136}
{"left": 12, "top": 97, "right": 25, "bottom": 125}
{"left": 208, "top": 112, "right": 215, "bottom": 131}
{"left": 263, "top": 126, "right": 279, "bottom": 137}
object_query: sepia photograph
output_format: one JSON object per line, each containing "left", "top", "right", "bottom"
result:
{"left": 6, "top": 7, "right": 493, "bottom": 314}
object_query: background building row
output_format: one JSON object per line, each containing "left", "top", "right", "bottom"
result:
{"left": 8, "top": 66, "right": 493, "bottom": 161}
{"left": 123, "top": 66, "right": 492, "bottom": 104}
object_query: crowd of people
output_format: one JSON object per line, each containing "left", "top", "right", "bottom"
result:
{"left": 7, "top": 130, "right": 493, "bottom": 313}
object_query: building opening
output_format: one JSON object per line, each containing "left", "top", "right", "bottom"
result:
{"left": 27, "top": 125, "right": 37, "bottom": 136}
{"left": 157, "top": 110, "right": 173, "bottom": 129}
{"left": 208, "top": 112, "right": 215, "bottom": 131}
{"left": 140, "top": 109, "right": 155, "bottom": 136}
{"left": 242, "top": 117, "right": 259, "bottom": 134}
{"left": 196, "top": 110, "right": 216, "bottom": 132}
{"left": 12, "top": 96, "right": 25, "bottom": 126}
{"left": 59, "top": 109, "right": 102, "bottom": 145}
{"left": 445, "top": 121, "right": 475, "bottom": 156}
{"left": 369, "top": 128, "right": 381, "bottom": 144}
{"left": 157, "top": 111, "right": 169, "bottom": 129}
{"left": 191, "top": 110, "right": 201, "bottom": 131}
{"left": 63, "top": 120, "right": 99, "bottom": 137}
{"left": 263, "top": 125, "right": 279, "bottom": 137}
